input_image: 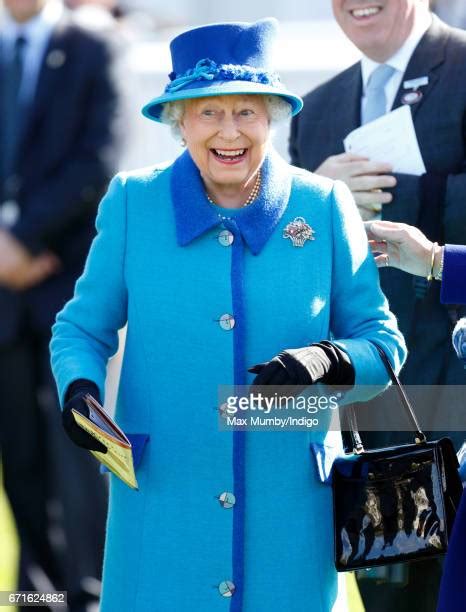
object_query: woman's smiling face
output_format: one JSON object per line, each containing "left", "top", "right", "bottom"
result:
{"left": 179, "top": 94, "right": 270, "bottom": 195}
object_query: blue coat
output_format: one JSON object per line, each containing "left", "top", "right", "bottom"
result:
{"left": 441, "top": 245, "right": 466, "bottom": 304}
{"left": 437, "top": 490, "right": 466, "bottom": 612}
{"left": 50, "top": 148, "right": 406, "bottom": 611}
{"left": 437, "top": 244, "right": 466, "bottom": 612}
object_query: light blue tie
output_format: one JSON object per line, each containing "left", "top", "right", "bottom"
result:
{"left": 362, "top": 64, "right": 396, "bottom": 124}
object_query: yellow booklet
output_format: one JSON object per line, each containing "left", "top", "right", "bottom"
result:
{"left": 72, "top": 394, "right": 138, "bottom": 490}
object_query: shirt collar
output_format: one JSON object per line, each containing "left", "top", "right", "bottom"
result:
{"left": 1, "top": 0, "right": 63, "bottom": 53}
{"left": 171, "top": 147, "right": 292, "bottom": 255}
{"left": 361, "top": 9, "right": 432, "bottom": 91}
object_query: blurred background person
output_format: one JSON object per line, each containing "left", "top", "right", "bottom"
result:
{"left": 0, "top": 0, "right": 122, "bottom": 608}
{"left": 63, "top": 0, "right": 144, "bottom": 38}
{"left": 432, "top": 0, "right": 466, "bottom": 29}
{"left": 289, "top": 0, "right": 466, "bottom": 610}
{"left": 64, "top": 0, "right": 119, "bottom": 32}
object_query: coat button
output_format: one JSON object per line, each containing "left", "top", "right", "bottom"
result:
{"left": 218, "top": 314, "right": 235, "bottom": 330}
{"left": 218, "top": 580, "right": 235, "bottom": 597}
{"left": 218, "top": 230, "right": 234, "bottom": 246}
{"left": 217, "top": 492, "right": 236, "bottom": 509}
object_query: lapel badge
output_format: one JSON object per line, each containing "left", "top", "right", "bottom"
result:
{"left": 46, "top": 49, "right": 66, "bottom": 69}
{"left": 283, "top": 217, "right": 315, "bottom": 247}
{"left": 402, "top": 90, "right": 423, "bottom": 105}
{"left": 402, "top": 75, "right": 428, "bottom": 106}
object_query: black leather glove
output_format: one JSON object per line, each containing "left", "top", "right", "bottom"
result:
{"left": 249, "top": 341, "right": 355, "bottom": 387}
{"left": 63, "top": 379, "right": 107, "bottom": 453}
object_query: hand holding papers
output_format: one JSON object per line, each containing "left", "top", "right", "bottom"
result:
{"left": 72, "top": 394, "right": 139, "bottom": 490}
{"left": 344, "top": 105, "right": 426, "bottom": 176}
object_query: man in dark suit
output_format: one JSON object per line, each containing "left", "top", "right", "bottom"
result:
{"left": 0, "top": 0, "right": 122, "bottom": 608}
{"left": 289, "top": 0, "right": 466, "bottom": 610}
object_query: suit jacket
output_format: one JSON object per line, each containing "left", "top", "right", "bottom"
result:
{"left": 289, "top": 15, "right": 466, "bottom": 386}
{"left": 0, "top": 13, "right": 122, "bottom": 344}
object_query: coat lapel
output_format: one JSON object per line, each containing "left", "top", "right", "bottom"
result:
{"left": 391, "top": 15, "right": 448, "bottom": 120}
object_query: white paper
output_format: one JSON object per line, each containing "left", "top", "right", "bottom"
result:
{"left": 344, "top": 105, "right": 426, "bottom": 176}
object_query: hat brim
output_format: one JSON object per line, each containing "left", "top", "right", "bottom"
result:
{"left": 141, "top": 79, "right": 303, "bottom": 122}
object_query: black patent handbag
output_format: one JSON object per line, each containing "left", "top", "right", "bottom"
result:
{"left": 332, "top": 345, "right": 463, "bottom": 572}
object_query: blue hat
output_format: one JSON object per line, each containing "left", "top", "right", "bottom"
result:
{"left": 142, "top": 18, "right": 303, "bottom": 122}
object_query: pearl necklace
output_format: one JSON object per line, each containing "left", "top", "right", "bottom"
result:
{"left": 206, "top": 169, "right": 262, "bottom": 208}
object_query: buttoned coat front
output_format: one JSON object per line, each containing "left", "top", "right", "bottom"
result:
{"left": 50, "top": 149, "right": 406, "bottom": 612}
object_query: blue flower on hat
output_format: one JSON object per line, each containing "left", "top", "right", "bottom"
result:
{"left": 166, "top": 58, "right": 281, "bottom": 93}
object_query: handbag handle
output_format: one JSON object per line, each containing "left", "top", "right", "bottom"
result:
{"left": 347, "top": 343, "right": 427, "bottom": 454}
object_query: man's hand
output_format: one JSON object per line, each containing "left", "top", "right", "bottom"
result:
{"left": 11, "top": 252, "right": 61, "bottom": 290}
{"left": 315, "top": 153, "right": 396, "bottom": 220}
{"left": 0, "top": 229, "right": 61, "bottom": 290}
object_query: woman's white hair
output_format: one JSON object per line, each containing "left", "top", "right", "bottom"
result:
{"left": 160, "top": 95, "right": 292, "bottom": 140}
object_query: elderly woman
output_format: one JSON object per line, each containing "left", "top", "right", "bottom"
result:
{"left": 50, "top": 18, "right": 406, "bottom": 612}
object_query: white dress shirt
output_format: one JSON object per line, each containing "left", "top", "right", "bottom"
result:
{"left": 0, "top": 0, "right": 63, "bottom": 104}
{"left": 360, "top": 9, "right": 433, "bottom": 117}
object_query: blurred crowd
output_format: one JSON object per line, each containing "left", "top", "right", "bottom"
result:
{"left": 432, "top": 0, "right": 466, "bottom": 29}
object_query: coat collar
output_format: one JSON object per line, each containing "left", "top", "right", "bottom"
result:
{"left": 171, "top": 147, "right": 291, "bottom": 255}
